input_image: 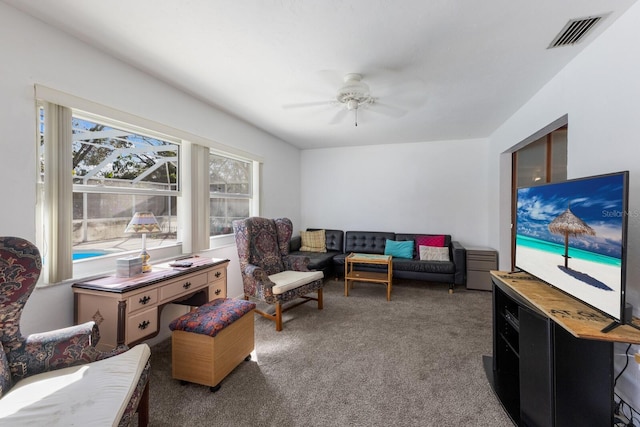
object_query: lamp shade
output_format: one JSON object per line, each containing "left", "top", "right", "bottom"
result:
{"left": 124, "top": 212, "right": 161, "bottom": 234}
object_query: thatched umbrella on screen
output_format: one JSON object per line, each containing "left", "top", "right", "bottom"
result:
{"left": 548, "top": 205, "right": 595, "bottom": 268}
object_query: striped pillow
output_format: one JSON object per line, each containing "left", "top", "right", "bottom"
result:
{"left": 300, "top": 229, "right": 327, "bottom": 253}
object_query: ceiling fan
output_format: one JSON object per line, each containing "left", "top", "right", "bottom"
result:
{"left": 283, "top": 72, "right": 422, "bottom": 126}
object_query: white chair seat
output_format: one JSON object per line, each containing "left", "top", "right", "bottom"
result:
{"left": 269, "top": 270, "right": 324, "bottom": 295}
{"left": 0, "top": 344, "right": 150, "bottom": 426}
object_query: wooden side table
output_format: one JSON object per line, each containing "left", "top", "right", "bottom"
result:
{"left": 73, "top": 256, "right": 229, "bottom": 351}
{"left": 344, "top": 253, "right": 393, "bottom": 301}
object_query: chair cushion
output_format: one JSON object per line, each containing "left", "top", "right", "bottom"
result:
{"left": 269, "top": 270, "right": 324, "bottom": 295}
{"left": 169, "top": 298, "right": 256, "bottom": 337}
{"left": 0, "top": 343, "right": 150, "bottom": 426}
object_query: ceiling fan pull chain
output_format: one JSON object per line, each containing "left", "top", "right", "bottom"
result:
{"left": 355, "top": 107, "right": 358, "bottom": 127}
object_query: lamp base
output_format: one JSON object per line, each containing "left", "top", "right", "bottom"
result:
{"left": 140, "top": 251, "right": 152, "bottom": 273}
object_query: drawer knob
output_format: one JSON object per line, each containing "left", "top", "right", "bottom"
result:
{"left": 215, "top": 271, "right": 221, "bottom": 278}
{"left": 139, "top": 295, "right": 151, "bottom": 305}
{"left": 138, "top": 320, "right": 150, "bottom": 330}
{"left": 215, "top": 289, "right": 221, "bottom": 295}
{"left": 183, "top": 281, "right": 191, "bottom": 289}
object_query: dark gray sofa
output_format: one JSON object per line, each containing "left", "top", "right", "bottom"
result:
{"left": 290, "top": 229, "right": 466, "bottom": 292}
{"left": 332, "top": 231, "right": 466, "bottom": 292}
{"left": 289, "top": 229, "right": 345, "bottom": 279}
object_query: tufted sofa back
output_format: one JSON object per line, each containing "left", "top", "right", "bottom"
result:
{"left": 306, "top": 229, "right": 344, "bottom": 253}
{"left": 344, "top": 231, "right": 395, "bottom": 255}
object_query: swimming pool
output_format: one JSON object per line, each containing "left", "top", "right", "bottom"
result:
{"left": 72, "top": 250, "right": 110, "bottom": 261}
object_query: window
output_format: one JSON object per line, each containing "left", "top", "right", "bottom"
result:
{"left": 70, "top": 113, "right": 179, "bottom": 248}
{"left": 35, "top": 85, "right": 261, "bottom": 284}
{"left": 37, "top": 104, "right": 181, "bottom": 282}
{"left": 511, "top": 124, "right": 568, "bottom": 269}
{"left": 209, "top": 153, "right": 252, "bottom": 236}
{"left": 513, "top": 126, "right": 567, "bottom": 188}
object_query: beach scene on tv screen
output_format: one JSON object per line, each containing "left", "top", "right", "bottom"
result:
{"left": 515, "top": 173, "right": 626, "bottom": 319}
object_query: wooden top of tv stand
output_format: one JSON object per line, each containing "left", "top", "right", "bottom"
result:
{"left": 491, "top": 270, "right": 640, "bottom": 344}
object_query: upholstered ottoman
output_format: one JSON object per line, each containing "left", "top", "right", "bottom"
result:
{"left": 169, "top": 298, "right": 256, "bottom": 392}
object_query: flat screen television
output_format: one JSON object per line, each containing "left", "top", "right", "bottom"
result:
{"left": 515, "top": 171, "right": 631, "bottom": 332}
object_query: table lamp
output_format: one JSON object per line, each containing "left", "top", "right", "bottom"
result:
{"left": 124, "top": 212, "right": 161, "bottom": 273}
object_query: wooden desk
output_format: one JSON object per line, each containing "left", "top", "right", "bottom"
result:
{"left": 73, "top": 257, "right": 229, "bottom": 351}
{"left": 344, "top": 253, "right": 393, "bottom": 301}
{"left": 488, "top": 271, "right": 640, "bottom": 427}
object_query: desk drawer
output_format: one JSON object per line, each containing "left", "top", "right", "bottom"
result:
{"left": 209, "top": 281, "right": 226, "bottom": 300}
{"left": 159, "top": 272, "right": 208, "bottom": 302}
{"left": 128, "top": 288, "right": 158, "bottom": 313}
{"left": 127, "top": 307, "right": 158, "bottom": 343}
{"left": 208, "top": 266, "right": 226, "bottom": 283}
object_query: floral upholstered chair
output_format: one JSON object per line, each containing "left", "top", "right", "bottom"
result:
{"left": 0, "top": 236, "right": 151, "bottom": 426}
{"left": 233, "top": 217, "right": 324, "bottom": 331}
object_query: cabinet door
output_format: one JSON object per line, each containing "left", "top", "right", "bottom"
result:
{"left": 554, "top": 325, "right": 613, "bottom": 427}
{"left": 519, "top": 306, "right": 554, "bottom": 427}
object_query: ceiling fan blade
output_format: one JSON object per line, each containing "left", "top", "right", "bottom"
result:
{"left": 367, "top": 101, "right": 407, "bottom": 118}
{"left": 328, "top": 108, "right": 349, "bottom": 125}
{"left": 282, "top": 100, "right": 335, "bottom": 109}
{"left": 376, "top": 78, "right": 427, "bottom": 110}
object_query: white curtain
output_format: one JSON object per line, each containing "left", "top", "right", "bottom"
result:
{"left": 43, "top": 103, "right": 73, "bottom": 283}
{"left": 179, "top": 141, "right": 210, "bottom": 253}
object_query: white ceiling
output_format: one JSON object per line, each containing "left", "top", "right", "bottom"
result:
{"left": 5, "top": 0, "right": 637, "bottom": 149}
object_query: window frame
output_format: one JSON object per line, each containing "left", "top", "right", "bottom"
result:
{"left": 209, "top": 151, "right": 255, "bottom": 238}
{"left": 34, "top": 85, "right": 262, "bottom": 285}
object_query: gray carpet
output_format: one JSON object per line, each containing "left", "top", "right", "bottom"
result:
{"left": 142, "top": 279, "right": 514, "bottom": 427}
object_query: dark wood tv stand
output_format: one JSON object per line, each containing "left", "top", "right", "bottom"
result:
{"left": 487, "top": 271, "right": 640, "bottom": 427}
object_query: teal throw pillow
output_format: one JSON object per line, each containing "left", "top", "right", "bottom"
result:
{"left": 384, "top": 239, "right": 414, "bottom": 259}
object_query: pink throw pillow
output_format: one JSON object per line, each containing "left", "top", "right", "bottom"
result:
{"left": 415, "top": 235, "right": 446, "bottom": 259}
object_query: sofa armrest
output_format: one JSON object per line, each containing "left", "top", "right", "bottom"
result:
{"left": 289, "top": 235, "right": 302, "bottom": 252}
{"left": 451, "top": 241, "right": 466, "bottom": 285}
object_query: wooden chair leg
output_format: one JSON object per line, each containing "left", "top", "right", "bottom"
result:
{"left": 275, "top": 302, "right": 283, "bottom": 331}
{"left": 138, "top": 381, "right": 150, "bottom": 427}
{"left": 317, "top": 288, "right": 323, "bottom": 310}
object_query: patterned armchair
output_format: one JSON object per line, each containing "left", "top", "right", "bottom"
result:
{"left": 0, "top": 236, "right": 150, "bottom": 426}
{"left": 233, "top": 217, "right": 324, "bottom": 331}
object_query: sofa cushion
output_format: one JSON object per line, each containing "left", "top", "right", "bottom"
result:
{"left": 392, "top": 258, "right": 456, "bottom": 275}
{"left": 384, "top": 239, "right": 414, "bottom": 259}
{"left": 269, "top": 270, "right": 324, "bottom": 295}
{"left": 0, "top": 343, "right": 151, "bottom": 426}
{"left": 420, "top": 245, "right": 450, "bottom": 261}
{"left": 293, "top": 251, "right": 338, "bottom": 271}
{"left": 300, "top": 229, "right": 326, "bottom": 252}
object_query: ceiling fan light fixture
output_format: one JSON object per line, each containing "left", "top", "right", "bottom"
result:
{"left": 336, "top": 73, "right": 372, "bottom": 107}
{"left": 346, "top": 99, "right": 360, "bottom": 110}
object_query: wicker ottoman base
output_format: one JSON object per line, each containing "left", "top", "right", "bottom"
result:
{"left": 170, "top": 299, "right": 255, "bottom": 391}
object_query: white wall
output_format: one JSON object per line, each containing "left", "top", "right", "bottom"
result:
{"left": 0, "top": 3, "right": 301, "bottom": 337}
{"left": 300, "top": 138, "right": 490, "bottom": 246}
{"left": 487, "top": 1, "right": 640, "bottom": 410}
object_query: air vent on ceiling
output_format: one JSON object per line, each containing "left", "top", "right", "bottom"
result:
{"left": 548, "top": 14, "right": 608, "bottom": 48}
